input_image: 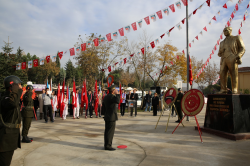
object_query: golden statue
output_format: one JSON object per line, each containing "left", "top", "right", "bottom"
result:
{"left": 218, "top": 27, "right": 245, "bottom": 94}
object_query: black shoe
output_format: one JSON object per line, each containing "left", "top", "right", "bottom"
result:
{"left": 105, "top": 147, "right": 116, "bottom": 151}
{"left": 45, "top": 121, "right": 48, "bottom": 123}
{"left": 27, "top": 136, "right": 33, "bottom": 141}
{"left": 175, "top": 120, "right": 180, "bottom": 123}
{"left": 51, "top": 120, "right": 54, "bottom": 123}
{"left": 22, "top": 136, "right": 32, "bottom": 143}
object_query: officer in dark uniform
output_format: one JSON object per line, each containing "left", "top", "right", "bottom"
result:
{"left": 103, "top": 85, "right": 120, "bottom": 151}
{"left": 174, "top": 88, "right": 184, "bottom": 123}
{"left": 21, "top": 85, "right": 34, "bottom": 143}
{"left": 0, "top": 75, "right": 23, "bottom": 166}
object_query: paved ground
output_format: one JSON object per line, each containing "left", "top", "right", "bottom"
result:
{"left": 11, "top": 105, "right": 250, "bottom": 166}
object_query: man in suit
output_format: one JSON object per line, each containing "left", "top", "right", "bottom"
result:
{"left": 130, "top": 88, "right": 138, "bottom": 117}
{"left": 144, "top": 91, "right": 152, "bottom": 112}
{"left": 175, "top": 88, "right": 184, "bottom": 123}
{"left": 218, "top": 27, "right": 245, "bottom": 94}
{"left": 103, "top": 85, "right": 120, "bottom": 151}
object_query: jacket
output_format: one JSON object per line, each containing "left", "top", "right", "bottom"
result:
{"left": 152, "top": 96, "right": 159, "bottom": 106}
{"left": 0, "top": 88, "right": 22, "bottom": 152}
{"left": 42, "top": 93, "right": 53, "bottom": 105}
{"left": 22, "top": 91, "right": 34, "bottom": 117}
{"left": 103, "top": 94, "right": 120, "bottom": 122}
{"left": 145, "top": 94, "right": 152, "bottom": 103}
{"left": 131, "top": 93, "right": 138, "bottom": 101}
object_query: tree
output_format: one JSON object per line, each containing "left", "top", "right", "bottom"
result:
{"left": 203, "top": 62, "right": 219, "bottom": 85}
{"left": 65, "top": 59, "right": 75, "bottom": 86}
{"left": 120, "top": 71, "right": 135, "bottom": 87}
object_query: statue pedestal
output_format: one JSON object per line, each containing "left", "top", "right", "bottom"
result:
{"left": 204, "top": 94, "right": 250, "bottom": 134}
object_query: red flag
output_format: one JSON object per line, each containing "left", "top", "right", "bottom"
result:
{"left": 212, "top": 50, "right": 214, "bottom": 54}
{"left": 144, "top": 16, "right": 150, "bottom": 25}
{"left": 93, "top": 38, "right": 99, "bottom": 46}
{"left": 195, "top": 36, "right": 198, "bottom": 40}
{"left": 189, "top": 43, "right": 191, "bottom": 48}
{"left": 170, "top": 61, "right": 173, "bottom": 65}
{"left": 21, "top": 62, "right": 26, "bottom": 69}
{"left": 131, "top": 22, "right": 137, "bottom": 31}
{"left": 66, "top": 85, "right": 69, "bottom": 108}
{"left": 150, "top": 41, "right": 155, "bottom": 48}
{"left": 210, "top": 54, "right": 212, "bottom": 59}
{"left": 177, "top": 55, "right": 179, "bottom": 60}
{"left": 182, "top": 50, "right": 185, "bottom": 54}
{"left": 227, "top": 21, "right": 230, "bottom": 27}
{"left": 243, "top": 15, "right": 246, "bottom": 21}
{"left": 81, "top": 43, "right": 86, "bottom": 51}
{"left": 69, "top": 48, "right": 75, "bottom": 56}
{"left": 94, "top": 80, "right": 98, "bottom": 116}
{"left": 212, "top": 16, "right": 216, "bottom": 21}
{"left": 58, "top": 52, "right": 63, "bottom": 59}
{"left": 206, "top": 0, "right": 210, "bottom": 7}
{"left": 130, "top": 54, "right": 134, "bottom": 57}
{"left": 238, "top": 29, "right": 241, "bottom": 35}
{"left": 60, "top": 80, "right": 65, "bottom": 118}
{"left": 165, "top": 66, "right": 167, "bottom": 70}
{"left": 217, "top": 40, "right": 220, "bottom": 45}
{"left": 156, "top": 10, "right": 163, "bottom": 19}
{"left": 160, "top": 34, "right": 165, "bottom": 38}
{"left": 106, "top": 33, "right": 112, "bottom": 41}
{"left": 46, "top": 56, "right": 50, "bottom": 63}
{"left": 181, "top": 0, "right": 187, "bottom": 6}
{"left": 169, "top": 26, "right": 175, "bottom": 32}
{"left": 203, "top": 27, "right": 207, "bottom": 32}
{"left": 181, "top": 18, "right": 186, "bottom": 24}
{"left": 33, "top": 59, "right": 38, "bottom": 67}
{"left": 169, "top": 4, "right": 175, "bottom": 12}
{"left": 118, "top": 28, "right": 124, "bottom": 36}
{"left": 108, "top": 66, "right": 111, "bottom": 72}
{"left": 189, "top": 55, "right": 193, "bottom": 86}
{"left": 193, "top": 9, "right": 198, "bottom": 15}
{"left": 220, "top": 34, "right": 223, "bottom": 39}
{"left": 57, "top": 83, "right": 60, "bottom": 109}
{"left": 84, "top": 79, "right": 88, "bottom": 115}
{"left": 124, "top": 58, "right": 127, "bottom": 64}
{"left": 235, "top": 4, "right": 238, "bottom": 11}
{"left": 141, "top": 47, "right": 145, "bottom": 55}
{"left": 81, "top": 81, "right": 84, "bottom": 108}
{"left": 214, "top": 45, "right": 217, "bottom": 51}
{"left": 231, "top": 13, "right": 234, "bottom": 19}
{"left": 241, "top": 22, "right": 242, "bottom": 27}
{"left": 223, "top": 3, "right": 227, "bottom": 9}
{"left": 247, "top": 4, "right": 249, "bottom": 9}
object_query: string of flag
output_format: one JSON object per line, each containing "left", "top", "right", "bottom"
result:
{"left": 212, "top": 75, "right": 220, "bottom": 85}
{"left": 195, "top": 0, "right": 249, "bottom": 80}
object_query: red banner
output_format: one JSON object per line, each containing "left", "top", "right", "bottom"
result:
{"left": 46, "top": 55, "right": 50, "bottom": 63}
{"left": 106, "top": 33, "right": 112, "bottom": 41}
{"left": 118, "top": 28, "right": 124, "bottom": 36}
{"left": 169, "top": 4, "right": 175, "bottom": 12}
{"left": 150, "top": 41, "right": 155, "bottom": 48}
{"left": 33, "top": 59, "right": 38, "bottom": 67}
{"left": 156, "top": 10, "right": 163, "bottom": 19}
{"left": 93, "top": 38, "right": 99, "bottom": 46}
{"left": 144, "top": 16, "right": 150, "bottom": 25}
{"left": 69, "top": 48, "right": 75, "bottom": 56}
{"left": 131, "top": 22, "right": 137, "bottom": 31}
{"left": 58, "top": 51, "right": 63, "bottom": 59}
{"left": 81, "top": 43, "right": 86, "bottom": 51}
{"left": 141, "top": 47, "right": 145, "bottom": 55}
{"left": 181, "top": 0, "right": 187, "bottom": 6}
{"left": 21, "top": 62, "right": 26, "bottom": 69}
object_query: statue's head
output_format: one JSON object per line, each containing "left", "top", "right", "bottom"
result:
{"left": 223, "top": 27, "right": 232, "bottom": 36}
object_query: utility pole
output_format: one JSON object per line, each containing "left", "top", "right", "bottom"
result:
{"left": 186, "top": 2, "right": 190, "bottom": 121}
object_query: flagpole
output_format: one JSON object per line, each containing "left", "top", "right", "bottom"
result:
{"left": 186, "top": 1, "right": 190, "bottom": 121}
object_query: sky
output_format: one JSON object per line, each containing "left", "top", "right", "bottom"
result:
{"left": 0, "top": 0, "right": 249, "bottom": 87}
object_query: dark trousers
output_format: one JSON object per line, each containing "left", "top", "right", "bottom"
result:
{"left": 153, "top": 105, "right": 158, "bottom": 116}
{"left": 130, "top": 102, "right": 137, "bottom": 116}
{"left": 101, "top": 102, "right": 105, "bottom": 115}
{"left": 0, "top": 150, "right": 14, "bottom": 166}
{"left": 120, "top": 103, "right": 126, "bottom": 116}
{"left": 69, "top": 104, "right": 73, "bottom": 115}
{"left": 176, "top": 105, "right": 183, "bottom": 121}
{"left": 43, "top": 105, "right": 53, "bottom": 122}
{"left": 104, "top": 121, "right": 116, "bottom": 149}
{"left": 87, "top": 104, "right": 93, "bottom": 117}
{"left": 22, "top": 117, "right": 32, "bottom": 136}
{"left": 98, "top": 104, "right": 102, "bottom": 116}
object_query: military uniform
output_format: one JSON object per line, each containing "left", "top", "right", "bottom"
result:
{"left": 0, "top": 88, "right": 22, "bottom": 166}
{"left": 22, "top": 90, "right": 34, "bottom": 142}
{"left": 103, "top": 86, "right": 120, "bottom": 150}
{"left": 175, "top": 92, "right": 184, "bottom": 121}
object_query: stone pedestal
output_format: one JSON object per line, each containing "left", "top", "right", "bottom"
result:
{"left": 204, "top": 94, "right": 250, "bottom": 134}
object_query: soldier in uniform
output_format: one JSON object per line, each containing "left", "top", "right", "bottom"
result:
{"left": 21, "top": 85, "right": 34, "bottom": 143}
{"left": 174, "top": 88, "right": 184, "bottom": 123}
{"left": 0, "top": 75, "right": 23, "bottom": 166}
{"left": 103, "top": 85, "right": 120, "bottom": 151}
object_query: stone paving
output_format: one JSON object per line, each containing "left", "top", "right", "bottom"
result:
{"left": 11, "top": 106, "right": 250, "bottom": 166}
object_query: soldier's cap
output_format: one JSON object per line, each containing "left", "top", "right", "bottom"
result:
{"left": 107, "top": 85, "right": 116, "bottom": 90}
{"left": 178, "top": 88, "right": 181, "bottom": 91}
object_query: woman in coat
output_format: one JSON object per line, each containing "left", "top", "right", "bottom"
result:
{"left": 152, "top": 93, "right": 159, "bottom": 116}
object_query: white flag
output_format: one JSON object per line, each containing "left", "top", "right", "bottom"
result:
{"left": 40, "top": 58, "right": 44, "bottom": 65}
{"left": 28, "top": 61, "right": 32, "bottom": 68}
{"left": 176, "top": 1, "right": 181, "bottom": 9}
{"left": 16, "top": 63, "right": 21, "bottom": 70}
{"left": 176, "top": 23, "right": 182, "bottom": 30}
{"left": 75, "top": 46, "right": 81, "bottom": 54}
{"left": 52, "top": 55, "right": 56, "bottom": 62}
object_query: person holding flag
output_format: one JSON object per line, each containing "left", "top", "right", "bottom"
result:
{"left": 62, "top": 93, "right": 68, "bottom": 120}
{"left": 74, "top": 88, "right": 80, "bottom": 119}
{"left": 97, "top": 89, "right": 102, "bottom": 117}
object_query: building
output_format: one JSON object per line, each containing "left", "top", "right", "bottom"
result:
{"left": 238, "top": 67, "right": 250, "bottom": 93}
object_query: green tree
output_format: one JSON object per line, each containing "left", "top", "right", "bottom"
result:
{"left": 65, "top": 59, "right": 75, "bottom": 86}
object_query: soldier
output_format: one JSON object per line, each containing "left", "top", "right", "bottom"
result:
{"left": 103, "top": 85, "right": 120, "bottom": 151}
{"left": 0, "top": 75, "right": 23, "bottom": 166}
{"left": 175, "top": 88, "right": 184, "bottom": 123}
{"left": 21, "top": 85, "right": 34, "bottom": 143}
